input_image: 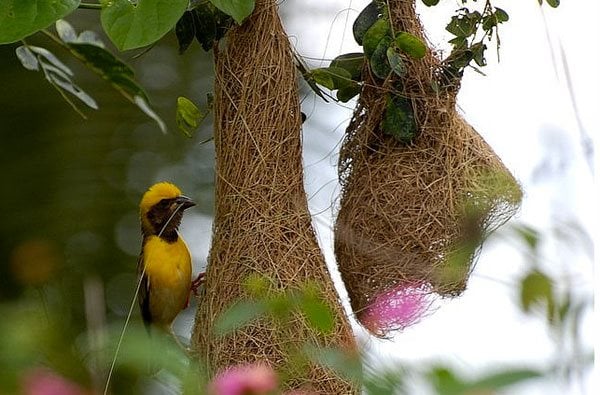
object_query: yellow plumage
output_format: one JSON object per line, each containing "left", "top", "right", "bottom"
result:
{"left": 137, "top": 182, "right": 195, "bottom": 329}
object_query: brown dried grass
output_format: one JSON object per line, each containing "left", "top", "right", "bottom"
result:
{"left": 191, "top": 1, "right": 359, "bottom": 392}
{"left": 334, "top": 0, "right": 522, "bottom": 337}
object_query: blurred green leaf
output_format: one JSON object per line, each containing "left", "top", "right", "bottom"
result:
{"left": 364, "top": 369, "right": 405, "bottom": 395}
{"left": 546, "top": 0, "right": 560, "bottom": 8}
{"left": 520, "top": 270, "right": 555, "bottom": 318}
{"left": 298, "top": 295, "right": 335, "bottom": 334}
{"left": 422, "top": 0, "right": 440, "bottom": 6}
{"left": 243, "top": 273, "right": 271, "bottom": 297}
{"left": 266, "top": 293, "right": 294, "bottom": 319}
{"left": 353, "top": 1, "right": 381, "bottom": 45}
{"left": 304, "top": 345, "right": 362, "bottom": 381}
{"left": 514, "top": 224, "right": 540, "bottom": 251}
{"left": 0, "top": 0, "right": 80, "bottom": 44}
{"left": 101, "top": 0, "right": 188, "bottom": 50}
{"left": 470, "top": 368, "right": 542, "bottom": 391}
{"left": 214, "top": 300, "right": 267, "bottom": 335}
{"left": 428, "top": 366, "right": 467, "bottom": 395}
{"left": 394, "top": 32, "right": 427, "bottom": 59}
{"left": 209, "top": 0, "right": 255, "bottom": 24}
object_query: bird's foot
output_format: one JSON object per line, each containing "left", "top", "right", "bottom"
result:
{"left": 191, "top": 272, "right": 206, "bottom": 296}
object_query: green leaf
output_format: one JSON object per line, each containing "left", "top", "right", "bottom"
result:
{"left": 101, "top": 0, "right": 188, "bottom": 51}
{"left": 520, "top": 270, "right": 554, "bottom": 317}
{"left": 330, "top": 52, "right": 364, "bottom": 81}
{"left": 0, "top": 0, "right": 80, "bottom": 44}
{"left": 194, "top": 4, "right": 220, "bottom": 51}
{"left": 386, "top": 47, "right": 406, "bottom": 77}
{"left": 445, "top": 12, "right": 480, "bottom": 38}
{"left": 363, "top": 18, "right": 390, "bottom": 59}
{"left": 175, "top": 11, "right": 197, "bottom": 54}
{"left": 304, "top": 345, "right": 362, "bottom": 381}
{"left": 470, "top": 369, "right": 542, "bottom": 391}
{"left": 67, "top": 42, "right": 142, "bottom": 95}
{"left": 471, "top": 42, "right": 487, "bottom": 67}
{"left": 494, "top": 7, "right": 509, "bottom": 23}
{"left": 546, "top": 0, "right": 560, "bottom": 7}
{"left": 311, "top": 67, "right": 353, "bottom": 90}
{"left": 336, "top": 83, "right": 361, "bottom": 103}
{"left": 352, "top": 1, "right": 381, "bottom": 45}
{"left": 422, "top": 0, "right": 440, "bottom": 6}
{"left": 370, "top": 36, "right": 392, "bottom": 79}
{"left": 214, "top": 300, "right": 266, "bottom": 335}
{"left": 176, "top": 96, "right": 210, "bottom": 138}
{"left": 394, "top": 31, "right": 427, "bottom": 59}
{"left": 382, "top": 95, "right": 417, "bottom": 144}
{"left": 209, "top": 0, "right": 255, "bottom": 25}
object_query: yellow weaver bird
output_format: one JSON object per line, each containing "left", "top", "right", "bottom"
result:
{"left": 137, "top": 182, "right": 203, "bottom": 332}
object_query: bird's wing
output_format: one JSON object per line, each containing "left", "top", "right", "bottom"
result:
{"left": 137, "top": 251, "right": 152, "bottom": 327}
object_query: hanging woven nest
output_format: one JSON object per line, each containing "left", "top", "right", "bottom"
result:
{"left": 334, "top": 0, "right": 522, "bottom": 337}
{"left": 192, "top": 1, "right": 359, "bottom": 392}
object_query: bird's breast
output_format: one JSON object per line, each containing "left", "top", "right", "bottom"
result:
{"left": 142, "top": 235, "right": 192, "bottom": 323}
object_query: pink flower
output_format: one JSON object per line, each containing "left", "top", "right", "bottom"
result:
{"left": 22, "top": 368, "right": 87, "bottom": 395}
{"left": 208, "top": 363, "right": 278, "bottom": 395}
{"left": 359, "top": 282, "right": 433, "bottom": 336}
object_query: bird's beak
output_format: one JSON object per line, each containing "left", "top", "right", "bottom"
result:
{"left": 175, "top": 195, "right": 196, "bottom": 210}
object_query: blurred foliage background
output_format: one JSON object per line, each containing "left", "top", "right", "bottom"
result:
{"left": 0, "top": 8, "right": 216, "bottom": 393}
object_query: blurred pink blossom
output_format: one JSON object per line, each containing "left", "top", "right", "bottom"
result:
{"left": 208, "top": 362, "right": 278, "bottom": 395}
{"left": 22, "top": 368, "right": 87, "bottom": 395}
{"left": 359, "top": 282, "right": 433, "bottom": 336}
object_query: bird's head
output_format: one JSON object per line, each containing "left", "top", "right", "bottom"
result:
{"left": 139, "top": 182, "right": 195, "bottom": 238}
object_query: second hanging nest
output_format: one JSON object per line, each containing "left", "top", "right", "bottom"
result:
{"left": 334, "top": 0, "right": 522, "bottom": 337}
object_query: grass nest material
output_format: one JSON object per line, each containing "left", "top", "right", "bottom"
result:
{"left": 334, "top": 0, "right": 522, "bottom": 337}
{"left": 192, "top": 0, "right": 359, "bottom": 392}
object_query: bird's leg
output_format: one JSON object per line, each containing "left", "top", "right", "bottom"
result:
{"left": 191, "top": 272, "right": 206, "bottom": 296}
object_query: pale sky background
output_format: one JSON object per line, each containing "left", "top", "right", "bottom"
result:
{"left": 180, "top": 1, "right": 597, "bottom": 393}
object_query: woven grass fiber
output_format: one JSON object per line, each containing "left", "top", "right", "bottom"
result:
{"left": 334, "top": 0, "right": 522, "bottom": 337}
{"left": 191, "top": 1, "right": 359, "bottom": 392}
